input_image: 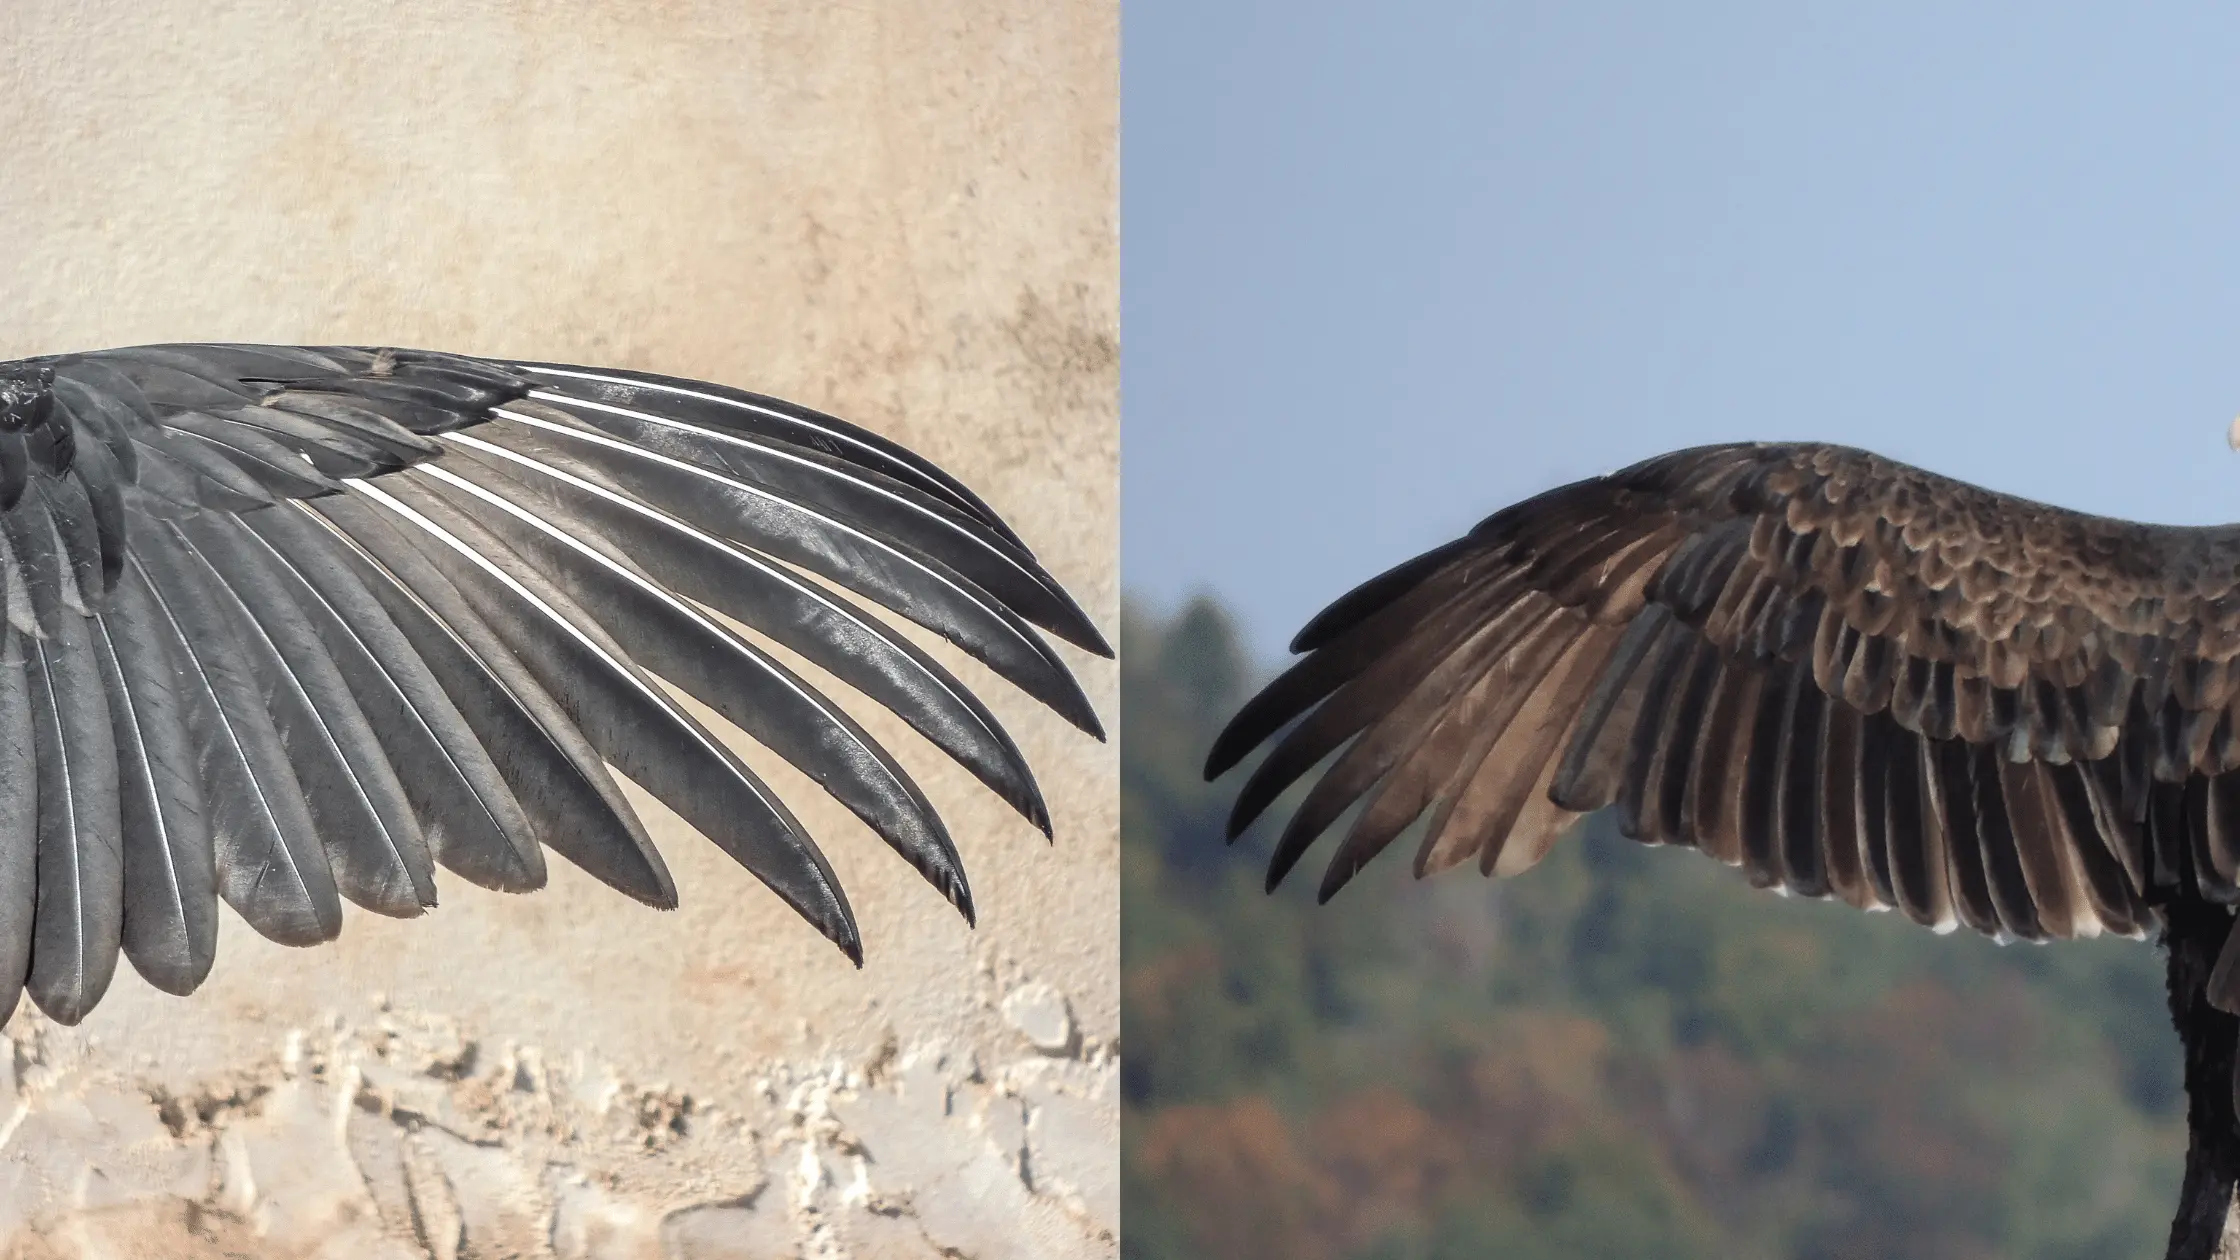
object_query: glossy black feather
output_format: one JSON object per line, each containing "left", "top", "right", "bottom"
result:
{"left": 513, "top": 364, "right": 1043, "bottom": 577}
{"left": 481, "top": 407, "right": 1103, "bottom": 739}
{"left": 0, "top": 342, "right": 1103, "bottom": 1016}
{"left": 347, "top": 476, "right": 861, "bottom": 961}
{"left": 514, "top": 391, "right": 1104, "bottom": 657}
{"left": 10, "top": 485, "right": 125, "bottom": 1024}
{"left": 437, "top": 424, "right": 1052, "bottom": 835}
{"left": 414, "top": 452, "right": 972, "bottom": 922}
{"left": 93, "top": 568, "right": 218, "bottom": 995}
{"left": 0, "top": 645, "right": 35, "bottom": 1023}
{"left": 177, "top": 513, "right": 435, "bottom": 918}
{"left": 129, "top": 527, "right": 342, "bottom": 948}
{"left": 241, "top": 504, "right": 543, "bottom": 894}
{"left": 304, "top": 495, "right": 672, "bottom": 907}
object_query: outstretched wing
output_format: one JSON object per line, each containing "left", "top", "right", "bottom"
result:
{"left": 1210, "top": 443, "right": 2240, "bottom": 1000}
{"left": 0, "top": 342, "right": 1107, "bottom": 1024}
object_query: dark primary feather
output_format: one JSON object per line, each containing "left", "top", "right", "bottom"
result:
{"left": 13, "top": 482, "right": 126, "bottom": 1024}
{"left": 1208, "top": 442, "right": 2240, "bottom": 1001}
{"left": 238, "top": 504, "right": 543, "bottom": 894}
{"left": 302, "top": 494, "right": 673, "bottom": 906}
{"left": 480, "top": 403, "right": 1105, "bottom": 741}
{"left": 129, "top": 531, "right": 341, "bottom": 950}
{"left": 440, "top": 416, "right": 1052, "bottom": 833}
{"left": 508, "top": 362, "right": 1044, "bottom": 582}
{"left": 177, "top": 512, "right": 437, "bottom": 918}
{"left": 0, "top": 645, "right": 34, "bottom": 1025}
{"left": 348, "top": 474, "right": 860, "bottom": 955}
{"left": 0, "top": 343, "right": 1105, "bottom": 1024}
{"left": 92, "top": 568, "right": 218, "bottom": 996}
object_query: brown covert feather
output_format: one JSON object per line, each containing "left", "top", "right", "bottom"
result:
{"left": 1210, "top": 441, "right": 2240, "bottom": 1014}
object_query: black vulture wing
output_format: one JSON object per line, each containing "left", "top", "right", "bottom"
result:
{"left": 1209, "top": 443, "right": 2240, "bottom": 1001}
{"left": 0, "top": 342, "right": 1107, "bottom": 1024}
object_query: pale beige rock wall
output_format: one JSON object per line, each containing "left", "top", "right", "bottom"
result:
{"left": 0, "top": 2, "right": 1117, "bottom": 1256}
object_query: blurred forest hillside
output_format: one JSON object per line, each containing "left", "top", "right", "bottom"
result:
{"left": 1124, "top": 595, "right": 2193, "bottom": 1260}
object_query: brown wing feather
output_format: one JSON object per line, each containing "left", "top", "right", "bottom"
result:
{"left": 1887, "top": 721, "right": 1956, "bottom": 932}
{"left": 1686, "top": 663, "right": 1761, "bottom": 868}
{"left": 2201, "top": 772, "right": 2240, "bottom": 902}
{"left": 1412, "top": 625, "right": 1611, "bottom": 879}
{"left": 1303, "top": 602, "right": 1574, "bottom": 890}
{"left": 2002, "top": 759, "right": 2082, "bottom": 938}
{"left": 1817, "top": 697, "right": 1879, "bottom": 911}
{"left": 1934, "top": 738, "right": 2002, "bottom": 938}
{"left": 1214, "top": 441, "right": 2240, "bottom": 989}
{"left": 1636, "top": 636, "right": 1724, "bottom": 850}
{"left": 1971, "top": 744, "right": 2045, "bottom": 941}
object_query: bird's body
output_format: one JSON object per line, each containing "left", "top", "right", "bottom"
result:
{"left": 0, "top": 342, "right": 1105, "bottom": 1030}
{"left": 1209, "top": 441, "right": 2240, "bottom": 1259}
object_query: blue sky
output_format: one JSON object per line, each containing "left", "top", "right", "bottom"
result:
{"left": 1123, "top": 2, "right": 2240, "bottom": 661}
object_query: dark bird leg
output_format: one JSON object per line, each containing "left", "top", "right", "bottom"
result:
{"left": 2165, "top": 894, "right": 2240, "bottom": 1260}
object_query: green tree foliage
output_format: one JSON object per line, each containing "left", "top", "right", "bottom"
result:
{"left": 1124, "top": 596, "right": 2188, "bottom": 1260}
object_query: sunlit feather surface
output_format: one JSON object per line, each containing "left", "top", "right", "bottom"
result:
{"left": 0, "top": 343, "right": 1107, "bottom": 1024}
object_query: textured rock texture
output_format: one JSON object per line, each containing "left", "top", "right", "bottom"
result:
{"left": 0, "top": 994, "right": 1116, "bottom": 1259}
{"left": 0, "top": 1, "right": 1117, "bottom": 1255}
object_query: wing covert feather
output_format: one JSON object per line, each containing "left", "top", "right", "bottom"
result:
{"left": 1210, "top": 441, "right": 2240, "bottom": 971}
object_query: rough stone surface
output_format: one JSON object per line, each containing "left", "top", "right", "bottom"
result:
{"left": 0, "top": 0, "right": 1117, "bottom": 1255}
{"left": 1001, "top": 985, "right": 1079, "bottom": 1056}
{"left": 0, "top": 1007, "right": 1118, "bottom": 1257}
{"left": 662, "top": 1199, "right": 794, "bottom": 1260}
